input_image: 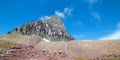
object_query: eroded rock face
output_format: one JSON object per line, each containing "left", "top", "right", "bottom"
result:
{"left": 8, "top": 16, "right": 74, "bottom": 41}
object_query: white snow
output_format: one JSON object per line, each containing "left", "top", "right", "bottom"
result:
{"left": 42, "top": 38, "right": 50, "bottom": 42}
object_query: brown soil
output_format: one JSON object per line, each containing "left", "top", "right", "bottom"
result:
{"left": 0, "top": 34, "right": 120, "bottom": 60}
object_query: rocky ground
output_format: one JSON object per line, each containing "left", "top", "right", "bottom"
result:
{"left": 0, "top": 45, "right": 66, "bottom": 60}
{"left": 0, "top": 34, "right": 120, "bottom": 60}
{"left": 0, "top": 43, "right": 120, "bottom": 60}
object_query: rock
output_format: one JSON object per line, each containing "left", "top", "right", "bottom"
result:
{"left": 0, "top": 45, "right": 66, "bottom": 60}
{"left": 58, "top": 51, "right": 66, "bottom": 57}
{"left": 8, "top": 16, "right": 74, "bottom": 41}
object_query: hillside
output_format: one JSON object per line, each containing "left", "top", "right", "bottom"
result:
{"left": 0, "top": 34, "right": 120, "bottom": 60}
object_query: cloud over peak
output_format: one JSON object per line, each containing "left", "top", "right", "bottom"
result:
{"left": 55, "top": 11, "right": 65, "bottom": 18}
{"left": 40, "top": 7, "right": 74, "bottom": 20}
{"left": 55, "top": 7, "right": 74, "bottom": 18}
{"left": 64, "top": 7, "right": 74, "bottom": 15}
{"left": 40, "top": 16, "right": 50, "bottom": 20}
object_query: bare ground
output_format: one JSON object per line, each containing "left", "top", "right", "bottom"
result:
{"left": 0, "top": 34, "right": 120, "bottom": 60}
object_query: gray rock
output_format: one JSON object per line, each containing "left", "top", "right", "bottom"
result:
{"left": 8, "top": 16, "right": 75, "bottom": 41}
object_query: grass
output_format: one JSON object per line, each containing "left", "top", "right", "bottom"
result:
{"left": 75, "top": 57, "right": 120, "bottom": 60}
{"left": 104, "top": 57, "right": 120, "bottom": 60}
{"left": 75, "top": 57, "right": 86, "bottom": 60}
{"left": 0, "top": 40, "right": 17, "bottom": 48}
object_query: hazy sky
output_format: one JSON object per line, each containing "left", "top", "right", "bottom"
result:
{"left": 0, "top": 0, "right": 120, "bottom": 40}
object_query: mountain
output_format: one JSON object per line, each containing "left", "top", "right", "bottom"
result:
{"left": 0, "top": 16, "right": 120, "bottom": 60}
{"left": 8, "top": 16, "right": 74, "bottom": 41}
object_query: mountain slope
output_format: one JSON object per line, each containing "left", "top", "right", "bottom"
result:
{"left": 35, "top": 40, "right": 120, "bottom": 60}
{"left": 0, "top": 34, "right": 120, "bottom": 60}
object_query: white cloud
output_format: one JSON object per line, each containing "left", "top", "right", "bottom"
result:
{"left": 99, "top": 23, "right": 120, "bottom": 40}
{"left": 88, "top": 0, "right": 98, "bottom": 4}
{"left": 73, "top": 34, "right": 85, "bottom": 39}
{"left": 55, "top": 11, "right": 65, "bottom": 18}
{"left": 40, "top": 16, "right": 50, "bottom": 20}
{"left": 117, "top": 22, "right": 120, "bottom": 28}
{"left": 85, "top": 0, "right": 98, "bottom": 6}
{"left": 83, "top": 0, "right": 101, "bottom": 8}
{"left": 40, "top": 7, "right": 74, "bottom": 19}
{"left": 92, "top": 12, "right": 101, "bottom": 22}
{"left": 55, "top": 7, "right": 74, "bottom": 18}
{"left": 64, "top": 7, "right": 74, "bottom": 15}
{"left": 99, "top": 30, "right": 120, "bottom": 40}
{"left": 44, "top": 16, "right": 50, "bottom": 19}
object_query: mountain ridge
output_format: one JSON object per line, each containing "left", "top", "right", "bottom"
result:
{"left": 8, "top": 16, "right": 74, "bottom": 41}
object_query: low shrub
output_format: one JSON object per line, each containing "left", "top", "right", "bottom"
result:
{"left": 0, "top": 40, "right": 16, "bottom": 48}
{"left": 75, "top": 57, "right": 85, "bottom": 60}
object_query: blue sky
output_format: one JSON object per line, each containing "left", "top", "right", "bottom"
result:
{"left": 0, "top": 0, "right": 120, "bottom": 40}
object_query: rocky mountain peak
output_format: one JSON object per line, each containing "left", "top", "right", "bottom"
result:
{"left": 8, "top": 16, "right": 74, "bottom": 41}
{"left": 50, "top": 16, "right": 63, "bottom": 25}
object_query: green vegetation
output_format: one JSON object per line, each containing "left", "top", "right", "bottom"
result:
{"left": 0, "top": 40, "right": 16, "bottom": 48}
{"left": 104, "top": 58, "right": 109, "bottom": 60}
{"left": 113, "top": 57, "right": 120, "bottom": 60}
{"left": 104, "top": 57, "right": 120, "bottom": 60}
{"left": 75, "top": 57, "right": 86, "bottom": 60}
{"left": 75, "top": 57, "right": 120, "bottom": 60}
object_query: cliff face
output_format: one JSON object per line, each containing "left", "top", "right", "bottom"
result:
{"left": 8, "top": 16, "right": 74, "bottom": 41}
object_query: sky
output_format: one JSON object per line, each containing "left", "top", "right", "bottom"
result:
{"left": 0, "top": 0, "right": 120, "bottom": 40}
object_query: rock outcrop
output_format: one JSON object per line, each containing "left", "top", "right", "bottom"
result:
{"left": 8, "top": 16, "right": 74, "bottom": 41}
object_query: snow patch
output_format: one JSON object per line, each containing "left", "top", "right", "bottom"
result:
{"left": 42, "top": 38, "right": 50, "bottom": 42}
